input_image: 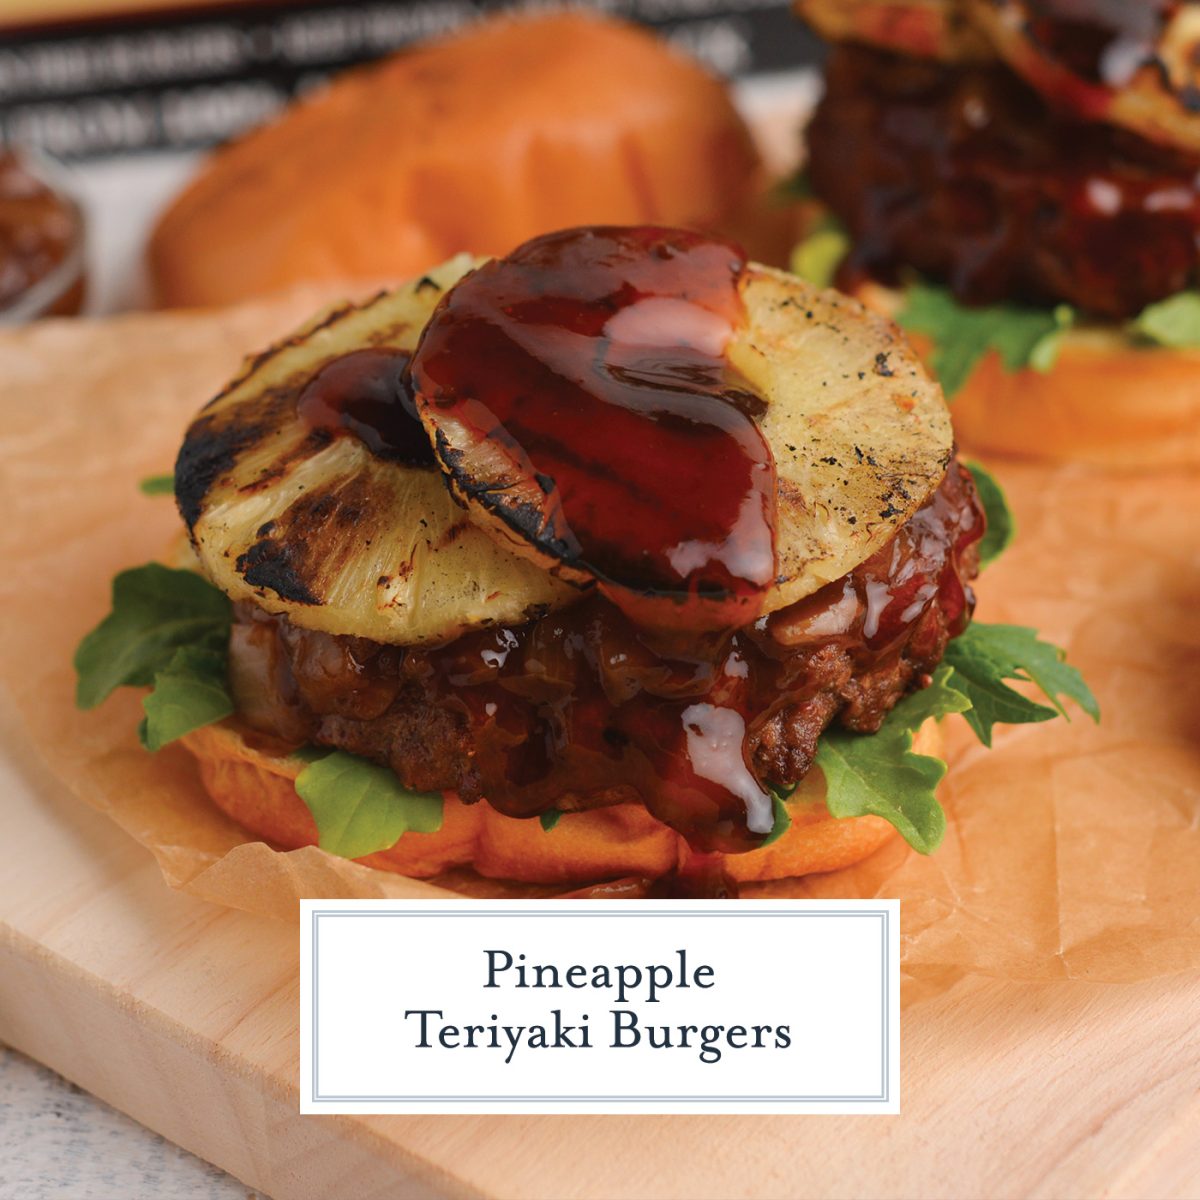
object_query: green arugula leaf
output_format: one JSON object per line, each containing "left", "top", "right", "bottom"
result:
{"left": 774, "top": 169, "right": 814, "bottom": 201}
{"left": 789, "top": 215, "right": 850, "bottom": 290}
{"left": 539, "top": 811, "right": 562, "bottom": 832}
{"left": 1129, "top": 290, "right": 1200, "bottom": 348}
{"left": 818, "top": 736, "right": 947, "bottom": 853}
{"left": 75, "top": 564, "right": 232, "bottom": 709}
{"left": 943, "top": 623, "right": 1100, "bottom": 747}
{"left": 139, "top": 646, "right": 233, "bottom": 752}
{"left": 138, "top": 473, "right": 175, "bottom": 496}
{"left": 897, "top": 282, "right": 1074, "bottom": 398}
{"left": 966, "top": 462, "right": 1015, "bottom": 567}
{"left": 816, "top": 666, "right": 971, "bottom": 854}
{"left": 886, "top": 666, "right": 974, "bottom": 729}
{"left": 295, "top": 751, "right": 443, "bottom": 859}
{"left": 760, "top": 791, "right": 792, "bottom": 848}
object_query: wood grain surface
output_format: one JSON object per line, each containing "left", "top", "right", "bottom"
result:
{"left": 2, "top": 700, "right": 1198, "bottom": 1200}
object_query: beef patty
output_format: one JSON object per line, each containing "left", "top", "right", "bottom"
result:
{"left": 227, "top": 461, "right": 983, "bottom": 850}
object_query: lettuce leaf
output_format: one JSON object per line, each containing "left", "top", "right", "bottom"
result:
{"left": 897, "top": 283, "right": 1074, "bottom": 398}
{"left": 789, "top": 215, "right": 850, "bottom": 290}
{"left": 967, "top": 461, "right": 1015, "bottom": 566}
{"left": 816, "top": 666, "right": 971, "bottom": 854}
{"left": 943, "top": 622, "right": 1101, "bottom": 747}
{"left": 138, "top": 473, "right": 175, "bottom": 496}
{"left": 539, "top": 811, "right": 562, "bottom": 832}
{"left": 760, "top": 790, "right": 793, "bottom": 848}
{"left": 295, "top": 751, "right": 443, "bottom": 859}
{"left": 1129, "top": 290, "right": 1200, "bottom": 348}
{"left": 75, "top": 563, "right": 232, "bottom": 709}
{"left": 138, "top": 645, "right": 233, "bottom": 752}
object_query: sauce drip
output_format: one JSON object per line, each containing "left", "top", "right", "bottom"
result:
{"left": 296, "top": 347, "right": 435, "bottom": 467}
{"left": 410, "top": 226, "right": 776, "bottom": 632}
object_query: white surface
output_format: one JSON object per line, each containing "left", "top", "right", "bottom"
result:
{"left": 68, "top": 150, "right": 200, "bottom": 314}
{"left": 0, "top": 1045, "right": 257, "bottom": 1199}
{"left": 302, "top": 900, "right": 897, "bottom": 1115}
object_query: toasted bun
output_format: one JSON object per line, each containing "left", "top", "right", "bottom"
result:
{"left": 853, "top": 281, "right": 1200, "bottom": 469}
{"left": 149, "top": 13, "right": 767, "bottom": 309}
{"left": 180, "top": 719, "right": 943, "bottom": 886}
{"left": 944, "top": 334, "right": 1200, "bottom": 470}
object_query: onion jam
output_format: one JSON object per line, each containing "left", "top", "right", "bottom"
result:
{"left": 808, "top": 44, "right": 1200, "bottom": 318}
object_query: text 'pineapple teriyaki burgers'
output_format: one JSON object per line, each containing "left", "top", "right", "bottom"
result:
{"left": 76, "top": 226, "right": 1096, "bottom": 894}
{"left": 792, "top": 0, "right": 1200, "bottom": 468}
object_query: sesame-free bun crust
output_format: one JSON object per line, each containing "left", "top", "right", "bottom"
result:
{"left": 853, "top": 281, "right": 1200, "bottom": 469}
{"left": 180, "top": 719, "right": 942, "bottom": 886}
{"left": 149, "top": 12, "right": 766, "bottom": 309}
{"left": 944, "top": 333, "right": 1200, "bottom": 470}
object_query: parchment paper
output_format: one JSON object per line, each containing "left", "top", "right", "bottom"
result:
{"left": 1, "top": 294, "right": 1198, "bottom": 1000}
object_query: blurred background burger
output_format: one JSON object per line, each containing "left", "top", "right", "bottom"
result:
{"left": 793, "top": 0, "right": 1200, "bottom": 467}
{"left": 0, "top": 0, "right": 826, "bottom": 315}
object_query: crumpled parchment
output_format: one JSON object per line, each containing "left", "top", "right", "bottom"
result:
{"left": 1, "top": 292, "right": 1197, "bottom": 1001}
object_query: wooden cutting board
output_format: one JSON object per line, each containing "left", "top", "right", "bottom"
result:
{"left": 2, "top": 711, "right": 1198, "bottom": 1200}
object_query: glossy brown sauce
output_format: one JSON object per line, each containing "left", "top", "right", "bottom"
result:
{"left": 409, "top": 226, "right": 776, "bottom": 632}
{"left": 296, "top": 347, "right": 435, "bottom": 467}
{"left": 0, "top": 150, "right": 82, "bottom": 317}
{"left": 809, "top": 45, "right": 1200, "bottom": 317}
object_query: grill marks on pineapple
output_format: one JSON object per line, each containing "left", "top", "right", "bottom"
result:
{"left": 236, "top": 426, "right": 336, "bottom": 496}
{"left": 179, "top": 256, "right": 578, "bottom": 644}
{"left": 188, "top": 304, "right": 430, "bottom": 513}
{"left": 234, "top": 538, "right": 320, "bottom": 604}
{"left": 234, "top": 472, "right": 379, "bottom": 606}
{"left": 175, "top": 412, "right": 273, "bottom": 531}
{"left": 175, "top": 384, "right": 308, "bottom": 529}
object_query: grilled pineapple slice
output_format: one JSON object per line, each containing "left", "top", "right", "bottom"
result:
{"left": 176, "top": 255, "right": 578, "bottom": 645}
{"left": 795, "top": 0, "right": 991, "bottom": 62}
{"left": 967, "top": 0, "right": 1200, "bottom": 154}
{"left": 732, "top": 266, "right": 952, "bottom": 609}
{"left": 416, "top": 262, "right": 953, "bottom": 615}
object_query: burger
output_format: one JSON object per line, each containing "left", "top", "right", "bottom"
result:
{"left": 74, "top": 226, "right": 1095, "bottom": 894}
{"left": 793, "top": 0, "right": 1200, "bottom": 468}
{"left": 148, "top": 11, "right": 784, "bottom": 310}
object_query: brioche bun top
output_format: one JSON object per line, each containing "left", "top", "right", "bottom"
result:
{"left": 149, "top": 12, "right": 766, "bottom": 309}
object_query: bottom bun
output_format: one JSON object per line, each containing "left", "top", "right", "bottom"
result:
{"left": 944, "top": 334, "right": 1200, "bottom": 470}
{"left": 853, "top": 281, "right": 1200, "bottom": 470}
{"left": 180, "top": 719, "right": 942, "bottom": 886}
